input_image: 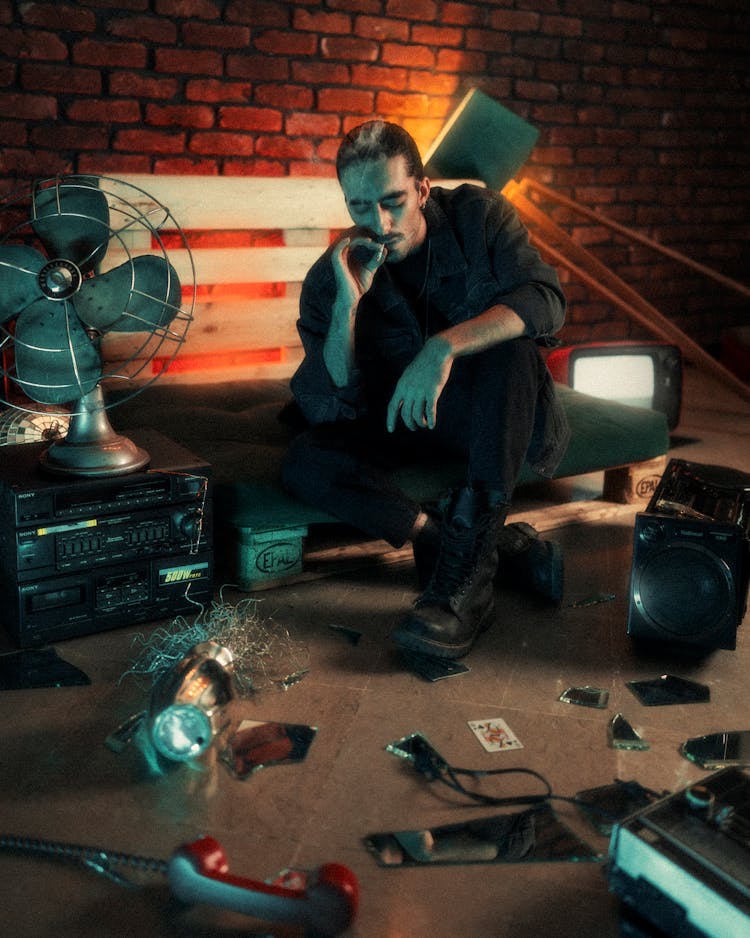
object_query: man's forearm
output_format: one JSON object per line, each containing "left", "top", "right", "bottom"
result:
{"left": 434, "top": 303, "right": 526, "bottom": 360}
{"left": 323, "top": 298, "right": 358, "bottom": 387}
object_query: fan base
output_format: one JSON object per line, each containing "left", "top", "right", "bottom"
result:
{"left": 39, "top": 434, "right": 150, "bottom": 477}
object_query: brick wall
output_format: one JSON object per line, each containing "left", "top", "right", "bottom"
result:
{"left": 1, "top": 0, "right": 748, "bottom": 349}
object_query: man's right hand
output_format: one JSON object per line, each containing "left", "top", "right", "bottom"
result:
{"left": 332, "top": 233, "right": 387, "bottom": 308}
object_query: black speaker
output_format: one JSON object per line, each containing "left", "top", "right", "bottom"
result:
{"left": 627, "top": 459, "right": 750, "bottom": 651}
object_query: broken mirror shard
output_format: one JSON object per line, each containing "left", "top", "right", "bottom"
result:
{"left": 364, "top": 803, "right": 601, "bottom": 866}
{"left": 559, "top": 685, "right": 610, "bottom": 709}
{"left": 575, "top": 780, "right": 661, "bottom": 835}
{"left": 681, "top": 731, "right": 750, "bottom": 769}
{"left": 626, "top": 674, "right": 710, "bottom": 706}
{"left": 385, "top": 732, "right": 449, "bottom": 777}
{"left": 608, "top": 713, "right": 649, "bottom": 751}
{"left": 401, "top": 651, "right": 469, "bottom": 681}
{"left": 222, "top": 719, "right": 317, "bottom": 780}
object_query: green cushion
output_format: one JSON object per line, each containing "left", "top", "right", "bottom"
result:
{"left": 113, "top": 380, "right": 669, "bottom": 531}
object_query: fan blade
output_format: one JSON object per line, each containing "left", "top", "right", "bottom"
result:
{"left": 0, "top": 245, "right": 46, "bottom": 322}
{"left": 14, "top": 297, "right": 101, "bottom": 405}
{"left": 32, "top": 179, "right": 110, "bottom": 273}
{"left": 74, "top": 255, "right": 182, "bottom": 332}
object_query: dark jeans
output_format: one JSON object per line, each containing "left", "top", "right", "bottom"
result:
{"left": 282, "top": 337, "right": 542, "bottom": 547}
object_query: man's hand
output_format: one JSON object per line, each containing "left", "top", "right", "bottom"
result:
{"left": 332, "top": 233, "right": 387, "bottom": 308}
{"left": 386, "top": 335, "right": 453, "bottom": 432}
{"left": 324, "top": 233, "right": 387, "bottom": 388}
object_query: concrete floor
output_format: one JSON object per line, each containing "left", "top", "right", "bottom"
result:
{"left": 1, "top": 361, "right": 748, "bottom": 938}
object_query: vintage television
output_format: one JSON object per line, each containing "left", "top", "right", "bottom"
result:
{"left": 546, "top": 341, "right": 682, "bottom": 430}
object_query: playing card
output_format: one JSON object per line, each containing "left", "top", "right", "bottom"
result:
{"left": 468, "top": 717, "right": 523, "bottom": 752}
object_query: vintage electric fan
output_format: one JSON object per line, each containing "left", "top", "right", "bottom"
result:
{"left": 0, "top": 174, "right": 195, "bottom": 476}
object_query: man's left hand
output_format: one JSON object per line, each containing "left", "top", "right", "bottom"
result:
{"left": 386, "top": 336, "right": 453, "bottom": 432}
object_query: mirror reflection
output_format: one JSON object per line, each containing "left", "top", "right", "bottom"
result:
{"left": 681, "top": 731, "right": 750, "bottom": 769}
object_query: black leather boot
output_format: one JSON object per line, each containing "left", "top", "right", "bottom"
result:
{"left": 393, "top": 486, "right": 507, "bottom": 659}
{"left": 496, "top": 522, "right": 564, "bottom": 605}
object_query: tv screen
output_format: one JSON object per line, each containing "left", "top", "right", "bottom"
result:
{"left": 546, "top": 342, "right": 682, "bottom": 430}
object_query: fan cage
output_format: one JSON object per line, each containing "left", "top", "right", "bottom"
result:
{"left": 0, "top": 174, "right": 196, "bottom": 419}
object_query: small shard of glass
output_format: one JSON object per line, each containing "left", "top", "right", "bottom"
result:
{"left": 575, "top": 780, "right": 660, "bottom": 835}
{"left": 559, "top": 685, "right": 609, "bottom": 709}
{"left": 328, "top": 624, "right": 362, "bottom": 645}
{"left": 627, "top": 674, "right": 710, "bottom": 706}
{"left": 681, "top": 731, "right": 750, "bottom": 769}
{"left": 402, "top": 651, "right": 469, "bottom": 681}
{"left": 567, "top": 593, "right": 615, "bottom": 608}
{"left": 385, "top": 732, "right": 449, "bottom": 779}
{"left": 364, "top": 803, "right": 601, "bottom": 867}
{"left": 223, "top": 719, "right": 317, "bottom": 780}
{"left": 608, "top": 713, "right": 649, "bottom": 751}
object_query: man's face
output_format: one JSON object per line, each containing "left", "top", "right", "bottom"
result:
{"left": 340, "top": 154, "right": 430, "bottom": 263}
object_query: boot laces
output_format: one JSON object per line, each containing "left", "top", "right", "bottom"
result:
{"left": 419, "top": 518, "right": 485, "bottom": 605}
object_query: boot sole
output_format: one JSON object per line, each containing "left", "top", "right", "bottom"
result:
{"left": 392, "top": 607, "right": 495, "bottom": 661}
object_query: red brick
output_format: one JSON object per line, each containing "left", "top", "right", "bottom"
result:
{"left": 254, "top": 83, "right": 314, "bottom": 109}
{"left": 285, "top": 112, "right": 341, "bottom": 137}
{"left": 321, "top": 36, "right": 379, "bottom": 62}
{"left": 515, "top": 79, "right": 560, "bottom": 102}
{"left": 73, "top": 38, "right": 147, "bottom": 69}
{"left": 189, "top": 131, "right": 254, "bottom": 155}
{"left": 227, "top": 54, "right": 289, "bottom": 82}
{"left": 292, "top": 61, "right": 350, "bottom": 85}
{"left": 225, "top": 158, "right": 285, "bottom": 175}
{"left": 408, "top": 71, "right": 459, "bottom": 95}
{"left": 489, "top": 9, "right": 540, "bottom": 31}
{"left": 154, "top": 0, "right": 220, "bottom": 17}
{"left": 18, "top": 3, "right": 96, "bottom": 31}
{"left": 410, "top": 24, "right": 463, "bottom": 47}
{"left": 292, "top": 8, "right": 352, "bottom": 34}
{"left": 376, "top": 91, "right": 452, "bottom": 118}
{"left": 351, "top": 63, "right": 408, "bottom": 90}
{"left": 540, "top": 15, "right": 583, "bottom": 37}
{"left": 67, "top": 99, "right": 141, "bottom": 122}
{"left": 290, "top": 160, "right": 337, "bottom": 178}
{"left": 30, "top": 124, "right": 109, "bottom": 150}
{"left": 0, "top": 122, "right": 26, "bottom": 145}
{"left": 0, "top": 28, "right": 67, "bottom": 60}
{"left": 226, "top": 1, "right": 290, "bottom": 27}
{"left": 110, "top": 72, "right": 179, "bottom": 99}
{"left": 318, "top": 88, "right": 375, "bottom": 114}
{"left": 20, "top": 63, "right": 101, "bottom": 95}
{"left": 465, "top": 29, "right": 511, "bottom": 53}
{"left": 219, "top": 106, "right": 282, "bottom": 132}
{"left": 325, "top": 0, "right": 380, "bottom": 13}
{"left": 380, "top": 42, "right": 435, "bottom": 69}
{"left": 354, "top": 16, "right": 409, "bottom": 41}
{"left": 109, "top": 15, "right": 178, "bottom": 44}
{"left": 442, "top": 3, "right": 485, "bottom": 26}
{"left": 385, "top": 0, "right": 437, "bottom": 19}
{"left": 153, "top": 157, "right": 219, "bottom": 174}
{"left": 182, "top": 22, "right": 251, "bottom": 48}
{"left": 0, "top": 92, "right": 57, "bottom": 120}
{"left": 256, "top": 135, "right": 314, "bottom": 160}
{"left": 74, "top": 0, "right": 148, "bottom": 10}
{"left": 436, "top": 48, "right": 486, "bottom": 72}
{"left": 154, "top": 48, "right": 224, "bottom": 76}
{"left": 186, "top": 78, "right": 252, "bottom": 103}
{"left": 254, "top": 31, "right": 318, "bottom": 57}
{"left": 114, "top": 128, "right": 187, "bottom": 154}
{"left": 0, "top": 147, "right": 72, "bottom": 178}
{"left": 146, "top": 103, "right": 215, "bottom": 128}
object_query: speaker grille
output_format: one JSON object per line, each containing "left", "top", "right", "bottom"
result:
{"left": 633, "top": 544, "right": 734, "bottom": 637}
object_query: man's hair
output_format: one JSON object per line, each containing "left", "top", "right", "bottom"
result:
{"left": 336, "top": 120, "right": 425, "bottom": 182}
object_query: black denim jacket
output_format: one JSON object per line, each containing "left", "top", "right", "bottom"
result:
{"left": 290, "top": 184, "right": 570, "bottom": 477}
